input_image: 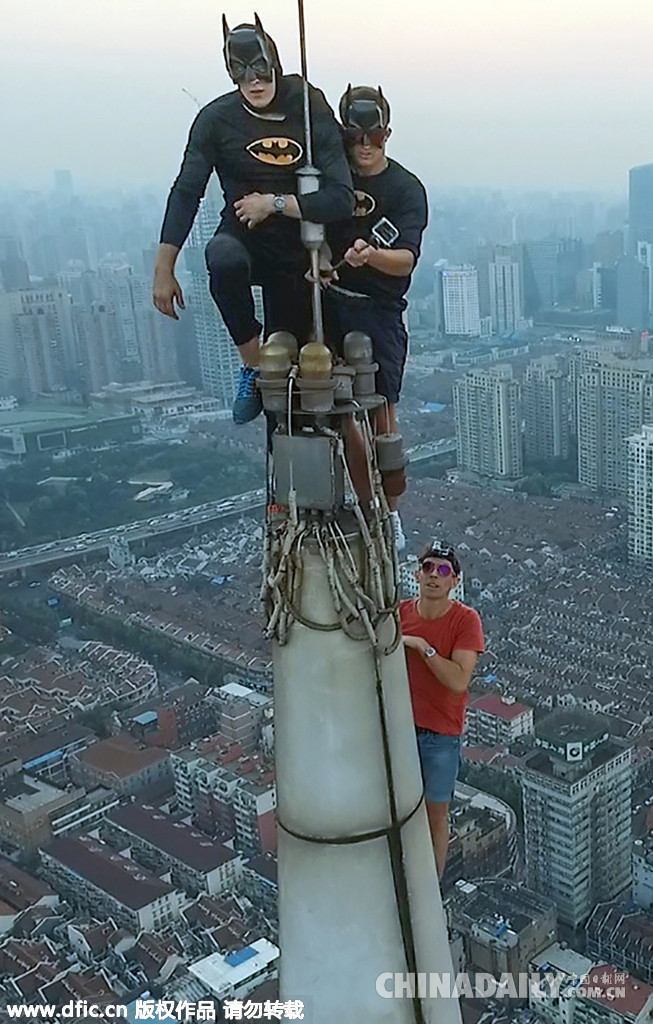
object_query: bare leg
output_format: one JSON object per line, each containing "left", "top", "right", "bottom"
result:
{"left": 373, "top": 403, "right": 397, "bottom": 436}
{"left": 238, "top": 335, "right": 261, "bottom": 366}
{"left": 343, "top": 417, "right": 372, "bottom": 504}
{"left": 425, "top": 801, "right": 451, "bottom": 879}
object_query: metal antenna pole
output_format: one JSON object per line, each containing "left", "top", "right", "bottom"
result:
{"left": 297, "top": 0, "right": 313, "bottom": 167}
{"left": 296, "top": 0, "right": 324, "bottom": 344}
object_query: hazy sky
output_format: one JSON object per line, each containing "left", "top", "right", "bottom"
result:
{"left": 3, "top": 0, "right": 653, "bottom": 195}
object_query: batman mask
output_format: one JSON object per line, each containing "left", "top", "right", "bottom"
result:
{"left": 222, "top": 13, "right": 282, "bottom": 85}
{"left": 339, "top": 85, "right": 391, "bottom": 145}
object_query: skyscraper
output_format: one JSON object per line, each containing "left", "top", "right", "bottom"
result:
{"left": 73, "top": 302, "right": 121, "bottom": 393}
{"left": 521, "top": 709, "right": 632, "bottom": 929}
{"left": 577, "top": 358, "right": 653, "bottom": 493}
{"left": 627, "top": 424, "right": 653, "bottom": 569}
{"left": 523, "top": 238, "right": 584, "bottom": 313}
{"left": 453, "top": 365, "right": 522, "bottom": 479}
{"left": 98, "top": 255, "right": 178, "bottom": 384}
{"left": 97, "top": 255, "right": 147, "bottom": 379}
{"left": 8, "top": 288, "right": 78, "bottom": 396}
{"left": 0, "top": 236, "right": 30, "bottom": 291}
{"left": 593, "top": 229, "right": 624, "bottom": 267}
{"left": 616, "top": 255, "right": 650, "bottom": 331}
{"left": 637, "top": 241, "right": 653, "bottom": 317}
{"left": 435, "top": 265, "right": 481, "bottom": 337}
{"left": 488, "top": 247, "right": 522, "bottom": 335}
{"left": 523, "top": 357, "right": 569, "bottom": 462}
{"left": 628, "top": 164, "right": 653, "bottom": 255}
{"left": 185, "top": 178, "right": 244, "bottom": 406}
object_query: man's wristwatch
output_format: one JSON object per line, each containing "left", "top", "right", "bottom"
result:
{"left": 273, "top": 195, "right": 286, "bottom": 213}
{"left": 424, "top": 645, "right": 437, "bottom": 659}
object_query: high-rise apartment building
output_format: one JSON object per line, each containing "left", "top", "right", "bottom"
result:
{"left": 0, "top": 292, "right": 23, "bottom": 396}
{"left": 627, "top": 424, "right": 653, "bottom": 569}
{"left": 6, "top": 288, "right": 78, "bottom": 396}
{"left": 521, "top": 710, "right": 632, "bottom": 928}
{"left": 453, "top": 365, "right": 522, "bottom": 479}
{"left": 488, "top": 248, "right": 522, "bottom": 335}
{"left": 577, "top": 358, "right": 653, "bottom": 493}
{"left": 636, "top": 241, "right": 653, "bottom": 317}
{"left": 73, "top": 302, "right": 121, "bottom": 392}
{"left": 523, "top": 356, "right": 570, "bottom": 462}
{"left": 185, "top": 179, "right": 246, "bottom": 406}
{"left": 0, "top": 236, "right": 30, "bottom": 291}
{"left": 97, "top": 256, "right": 144, "bottom": 372}
{"left": 590, "top": 263, "right": 617, "bottom": 311}
{"left": 97, "top": 255, "right": 178, "bottom": 384}
{"left": 628, "top": 163, "right": 653, "bottom": 255}
{"left": 568, "top": 338, "right": 633, "bottom": 434}
{"left": 435, "top": 265, "right": 481, "bottom": 337}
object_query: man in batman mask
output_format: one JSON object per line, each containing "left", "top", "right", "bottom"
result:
{"left": 326, "top": 86, "right": 428, "bottom": 549}
{"left": 153, "top": 15, "right": 353, "bottom": 424}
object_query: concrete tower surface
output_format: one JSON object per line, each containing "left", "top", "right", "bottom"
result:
{"left": 260, "top": 334, "right": 461, "bottom": 1021}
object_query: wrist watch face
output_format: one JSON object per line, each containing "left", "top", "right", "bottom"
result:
{"left": 424, "top": 646, "right": 436, "bottom": 658}
{"left": 273, "top": 195, "right": 286, "bottom": 213}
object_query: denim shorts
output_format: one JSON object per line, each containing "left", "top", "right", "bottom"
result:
{"left": 416, "top": 729, "right": 461, "bottom": 805}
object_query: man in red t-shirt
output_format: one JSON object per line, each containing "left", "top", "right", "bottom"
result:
{"left": 400, "top": 543, "right": 485, "bottom": 878}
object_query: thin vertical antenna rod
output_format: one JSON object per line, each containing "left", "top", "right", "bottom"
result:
{"left": 297, "top": 0, "right": 313, "bottom": 167}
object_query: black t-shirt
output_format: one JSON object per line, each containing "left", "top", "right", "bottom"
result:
{"left": 160, "top": 75, "right": 353, "bottom": 265}
{"left": 328, "top": 158, "right": 428, "bottom": 308}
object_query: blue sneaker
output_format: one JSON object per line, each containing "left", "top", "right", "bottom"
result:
{"left": 233, "top": 365, "right": 262, "bottom": 424}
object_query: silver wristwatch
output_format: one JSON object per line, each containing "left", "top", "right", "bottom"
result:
{"left": 424, "top": 645, "right": 437, "bottom": 659}
{"left": 273, "top": 194, "right": 286, "bottom": 213}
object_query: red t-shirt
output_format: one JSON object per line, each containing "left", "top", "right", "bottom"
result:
{"left": 399, "top": 599, "right": 485, "bottom": 736}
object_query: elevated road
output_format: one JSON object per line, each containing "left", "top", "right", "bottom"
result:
{"left": 0, "top": 489, "right": 266, "bottom": 576}
{"left": 0, "top": 438, "right": 457, "bottom": 576}
{"left": 407, "top": 437, "right": 456, "bottom": 464}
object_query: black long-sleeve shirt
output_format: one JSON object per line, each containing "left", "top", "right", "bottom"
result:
{"left": 328, "top": 158, "right": 428, "bottom": 309}
{"left": 160, "top": 75, "right": 353, "bottom": 261}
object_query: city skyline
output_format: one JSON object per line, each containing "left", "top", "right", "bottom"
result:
{"left": 3, "top": 0, "right": 653, "bottom": 192}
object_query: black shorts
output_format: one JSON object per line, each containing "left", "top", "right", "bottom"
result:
{"left": 323, "top": 289, "right": 408, "bottom": 405}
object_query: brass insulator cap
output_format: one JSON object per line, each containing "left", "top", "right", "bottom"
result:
{"left": 267, "top": 331, "right": 299, "bottom": 362}
{"left": 299, "top": 341, "right": 333, "bottom": 380}
{"left": 259, "top": 336, "right": 293, "bottom": 379}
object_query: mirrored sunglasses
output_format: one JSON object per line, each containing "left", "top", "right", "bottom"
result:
{"left": 420, "top": 558, "right": 453, "bottom": 577}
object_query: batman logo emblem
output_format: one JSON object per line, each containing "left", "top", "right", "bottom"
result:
{"left": 353, "top": 190, "right": 376, "bottom": 217}
{"left": 247, "top": 137, "right": 303, "bottom": 166}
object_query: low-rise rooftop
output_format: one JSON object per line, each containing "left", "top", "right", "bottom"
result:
{"left": 107, "top": 803, "right": 239, "bottom": 872}
{"left": 45, "top": 835, "right": 175, "bottom": 910}
{"left": 75, "top": 735, "right": 169, "bottom": 779}
{"left": 469, "top": 693, "right": 531, "bottom": 720}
